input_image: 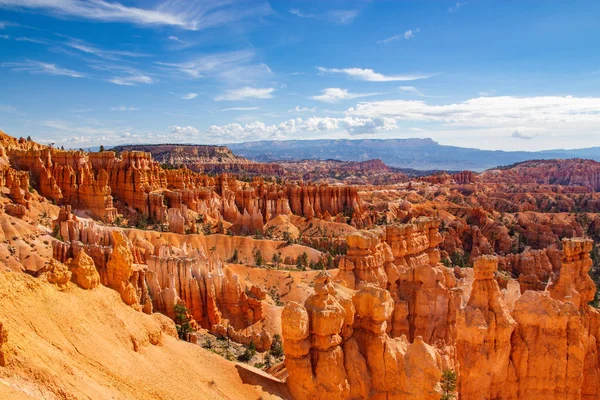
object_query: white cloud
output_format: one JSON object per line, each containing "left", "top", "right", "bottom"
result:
{"left": 0, "top": 0, "right": 272, "bottom": 31}
{"left": 289, "top": 106, "right": 317, "bottom": 112}
{"left": 109, "top": 74, "right": 153, "bottom": 86}
{"left": 346, "top": 96, "right": 600, "bottom": 126}
{"left": 157, "top": 50, "right": 271, "bottom": 83}
{"left": 449, "top": 2, "right": 468, "bottom": 13}
{"left": 479, "top": 89, "right": 496, "bottom": 96}
{"left": 0, "top": 60, "right": 84, "bottom": 78}
{"left": 511, "top": 130, "right": 533, "bottom": 140}
{"left": 289, "top": 9, "right": 315, "bottom": 19}
{"left": 170, "top": 125, "right": 199, "bottom": 135}
{"left": 220, "top": 106, "right": 260, "bottom": 112}
{"left": 207, "top": 116, "right": 397, "bottom": 142}
{"left": 289, "top": 8, "right": 357, "bottom": 24}
{"left": 329, "top": 10, "right": 358, "bottom": 24}
{"left": 66, "top": 38, "right": 147, "bottom": 59}
{"left": 404, "top": 29, "right": 418, "bottom": 39}
{"left": 378, "top": 28, "right": 420, "bottom": 44}
{"left": 215, "top": 87, "right": 274, "bottom": 101}
{"left": 110, "top": 105, "right": 138, "bottom": 111}
{"left": 14, "top": 36, "right": 46, "bottom": 44}
{"left": 0, "top": 105, "right": 20, "bottom": 114}
{"left": 317, "top": 67, "right": 432, "bottom": 82}
{"left": 311, "top": 88, "right": 380, "bottom": 103}
{"left": 181, "top": 93, "right": 198, "bottom": 100}
{"left": 511, "top": 127, "right": 545, "bottom": 140}
{"left": 399, "top": 86, "right": 426, "bottom": 97}
{"left": 168, "top": 35, "right": 182, "bottom": 42}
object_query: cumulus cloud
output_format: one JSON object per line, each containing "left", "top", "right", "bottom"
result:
{"left": 511, "top": 131, "right": 533, "bottom": 139}
{"left": 215, "top": 87, "right": 274, "bottom": 101}
{"left": 181, "top": 93, "right": 198, "bottom": 100}
{"left": 289, "top": 106, "right": 317, "bottom": 112}
{"left": 346, "top": 96, "right": 600, "bottom": 126}
{"left": 170, "top": 125, "right": 199, "bottom": 135}
{"left": 317, "top": 67, "right": 432, "bottom": 82}
{"left": 312, "top": 88, "right": 380, "bottom": 103}
{"left": 207, "top": 116, "right": 397, "bottom": 142}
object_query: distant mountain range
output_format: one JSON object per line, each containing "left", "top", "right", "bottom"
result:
{"left": 226, "top": 138, "right": 600, "bottom": 172}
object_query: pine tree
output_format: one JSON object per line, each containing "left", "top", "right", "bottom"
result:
{"left": 440, "top": 369, "right": 457, "bottom": 400}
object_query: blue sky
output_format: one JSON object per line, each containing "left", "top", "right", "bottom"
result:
{"left": 0, "top": 0, "right": 599, "bottom": 151}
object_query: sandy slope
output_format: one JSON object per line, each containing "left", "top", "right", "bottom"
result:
{"left": 0, "top": 272, "right": 290, "bottom": 400}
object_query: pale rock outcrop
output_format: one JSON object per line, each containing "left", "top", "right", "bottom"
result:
{"left": 337, "top": 229, "right": 392, "bottom": 289}
{"left": 39, "top": 259, "right": 72, "bottom": 289}
{"left": 106, "top": 230, "right": 139, "bottom": 306}
{"left": 67, "top": 250, "right": 100, "bottom": 289}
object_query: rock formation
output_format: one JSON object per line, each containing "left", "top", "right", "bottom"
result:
{"left": 457, "top": 256, "right": 516, "bottom": 399}
{"left": 282, "top": 272, "right": 443, "bottom": 400}
{"left": 68, "top": 250, "right": 100, "bottom": 289}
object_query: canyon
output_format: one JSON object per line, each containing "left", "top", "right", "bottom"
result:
{"left": 1, "top": 129, "right": 600, "bottom": 399}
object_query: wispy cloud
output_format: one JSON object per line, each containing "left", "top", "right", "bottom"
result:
{"left": 329, "top": 10, "right": 358, "bottom": 24}
{"left": 66, "top": 38, "right": 148, "bottom": 60}
{"left": 378, "top": 28, "right": 420, "bottom": 44}
{"left": 0, "top": 59, "right": 84, "bottom": 78}
{"left": 157, "top": 50, "right": 271, "bottom": 83}
{"left": 0, "top": 105, "right": 22, "bottom": 115}
{"left": 14, "top": 36, "right": 47, "bottom": 44}
{"left": 166, "top": 35, "right": 197, "bottom": 50}
{"left": 0, "top": 0, "right": 272, "bottom": 31}
{"left": 311, "top": 88, "right": 380, "bottom": 103}
{"left": 215, "top": 87, "right": 274, "bottom": 101}
{"left": 289, "top": 9, "right": 315, "bottom": 19}
{"left": 448, "top": 2, "right": 467, "bottom": 13}
{"left": 109, "top": 74, "right": 153, "bottom": 86}
{"left": 399, "top": 86, "right": 426, "bottom": 97}
{"left": 289, "top": 8, "right": 358, "bottom": 24}
{"left": 181, "top": 93, "right": 198, "bottom": 100}
{"left": 317, "top": 67, "right": 433, "bottom": 82}
{"left": 479, "top": 89, "right": 496, "bottom": 96}
{"left": 220, "top": 106, "right": 260, "bottom": 112}
{"left": 110, "top": 105, "right": 139, "bottom": 111}
{"left": 0, "top": 20, "right": 18, "bottom": 29}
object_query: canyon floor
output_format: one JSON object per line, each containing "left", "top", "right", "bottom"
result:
{"left": 1, "top": 131, "right": 600, "bottom": 399}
